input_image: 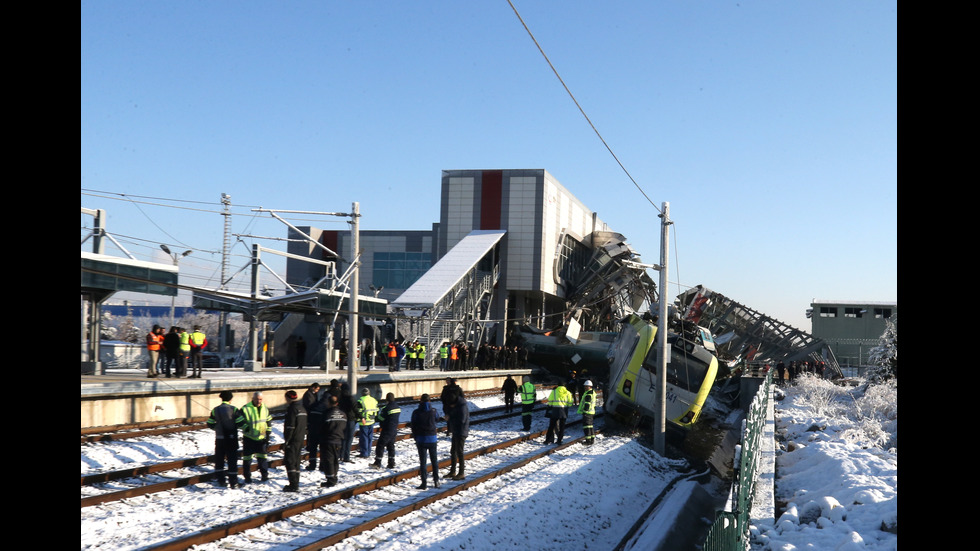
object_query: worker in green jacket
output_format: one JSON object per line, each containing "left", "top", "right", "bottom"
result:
{"left": 519, "top": 376, "right": 536, "bottom": 431}
{"left": 577, "top": 380, "right": 597, "bottom": 445}
{"left": 235, "top": 391, "right": 273, "bottom": 483}
{"left": 542, "top": 383, "right": 573, "bottom": 445}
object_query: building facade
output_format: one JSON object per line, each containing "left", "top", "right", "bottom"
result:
{"left": 809, "top": 300, "right": 897, "bottom": 366}
{"left": 282, "top": 169, "right": 633, "bottom": 363}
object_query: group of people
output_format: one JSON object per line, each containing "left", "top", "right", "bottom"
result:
{"left": 206, "top": 390, "right": 275, "bottom": 489}
{"left": 501, "top": 374, "right": 598, "bottom": 445}
{"left": 383, "top": 340, "right": 426, "bottom": 371}
{"left": 774, "top": 359, "right": 828, "bottom": 384}
{"left": 438, "top": 342, "right": 529, "bottom": 371}
{"left": 145, "top": 324, "right": 208, "bottom": 378}
{"left": 206, "top": 373, "right": 598, "bottom": 494}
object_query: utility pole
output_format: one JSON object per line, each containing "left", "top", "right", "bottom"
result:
{"left": 654, "top": 202, "right": 672, "bottom": 456}
{"left": 219, "top": 193, "right": 231, "bottom": 367}
{"left": 348, "top": 202, "right": 360, "bottom": 396}
{"left": 245, "top": 243, "right": 262, "bottom": 371}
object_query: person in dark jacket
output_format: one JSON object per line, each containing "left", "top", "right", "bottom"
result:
{"left": 501, "top": 375, "right": 518, "bottom": 413}
{"left": 371, "top": 393, "right": 401, "bottom": 469}
{"left": 319, "top": 395, "right": 348, "bottom": 488}
{"left": 282, "top": 390, "right": 307, "bottom": 492}
{"left": 440, "top": 377, "right": 461, "bottom": 437}
{"left": 162, "top": 326, "right": 182, "bottom": 378}
{"left": 410, "top": 394, "right": 441, "bottom": 490}
{"left": 207, "top": 390, "right": 240, "bottom": 488}
{"left": 338, "top": 383, "right": 357, "bottom": 462}
{"left": 305, "top": 385, "right": 327, "bottom": 471}
{"left": 443, "top": 387, "right": 470, "bottom": 480}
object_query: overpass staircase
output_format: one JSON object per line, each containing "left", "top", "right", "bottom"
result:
{"left": 390, "top": 230, "right": 505, "bottom": 368}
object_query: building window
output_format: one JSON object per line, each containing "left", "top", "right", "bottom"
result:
{"left": 819, "top": 307, "right": 837, "bottom": 318}
{"left": 874, "top": 308, "right": 892, "bottom": 319}
{"left": 844, "top": 308, "right": 864, "bottom": 318}
{"left": 372, "top": 251, "right": 431, "bottom": 290}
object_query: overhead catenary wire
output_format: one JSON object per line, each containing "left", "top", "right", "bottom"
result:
{"left": 506, "top": 0, "right": 662, "bottom": 216}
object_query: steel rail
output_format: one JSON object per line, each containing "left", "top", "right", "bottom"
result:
{"left": 81, "top": 404, "right": 545, "bottom": 505}
{"left": 141, "top": 420, "right": 593, "bottom": 551}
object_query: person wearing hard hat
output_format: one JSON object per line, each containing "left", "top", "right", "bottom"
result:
{"left": 577, "top": 380, "right": 597, "bottom": 445}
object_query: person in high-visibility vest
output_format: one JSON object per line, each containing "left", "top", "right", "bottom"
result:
{"left": 371, "top": 393, "right": 401, "bottom": 469}
{"left": 178, "top": 327, "right": 191, "bottom": 378}
{"left": 542, "top": 382, "right": 574, "bottom": 445}
{"left": 439, "top": 343, "right": 449, "bottom": 371}
{"left": 577, "top": 380, "right": 597, "bottom": 445}
{"left": 519, "top": 376, "right": 536, "bottom": 431}
{"left": 406, "top": 342, "right": 417, "bottom": 370}
{"left": 355, "top": 388, "right": 379, "bottom": 458}
{"left": 235, "top": 391, "right": 273, "bottom": 483}
{"left": 145, "top": 325, "right": 163, "bottom": 378}
{"left": 188, "top": 325, "right": 208, "bottom": 379}
{"left": 387, "top": 342, "right": 397, "bottom": 372}
{"left": 416, "top": 342, "right": 426, "bottom": 370}
{"left": 450, "top": 343, "right": 458, "bottom": 371}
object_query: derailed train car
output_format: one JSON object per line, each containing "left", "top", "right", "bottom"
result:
{"left": 604, "top": 313, "right": 719, "bottom": 431}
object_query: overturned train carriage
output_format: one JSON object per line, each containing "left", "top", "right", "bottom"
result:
{"left": 605, "top": 314, "right": 719, "bottom": 431}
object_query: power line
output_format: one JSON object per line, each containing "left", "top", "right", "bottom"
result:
{"left": 506, "top": 0, "right": 661, "bottom": 215}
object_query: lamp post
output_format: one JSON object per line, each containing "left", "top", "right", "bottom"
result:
{"left": 160, "top": 244, "right": 192, "bottom": 327}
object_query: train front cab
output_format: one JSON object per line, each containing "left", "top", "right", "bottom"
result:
{"left": 606, "top": 315, "right": 719, "bottom": 430}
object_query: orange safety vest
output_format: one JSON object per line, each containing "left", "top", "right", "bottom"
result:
{"left": 146, "top": 332, "right": 162, "bottom": 351}
{"left": 451, "top": 346, "right": 458, "bottom": 360}
{"left": 388, "top": 344, "right": 397, "bottom": 358}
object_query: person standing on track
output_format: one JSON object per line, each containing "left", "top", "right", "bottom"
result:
{"left": 577, "top": 380, "right": 597, "bottom": 446}
{"left": 501, "top": 374, "right": 518, "bottom": 413}
{"left": 320, "top": 394, "right": 347, "bottom": 488}
{"left": 236, "top": 391, "right": 273, "bottom": 484}
{"left": 354, "top": 388, "right": 379, "bottom": 459}
{"left": 443, "top": 386, "right": 470, "bottom": 480}
{"left": 282, "top": 390, "right": 307, "bottom": 492}
{"left": 542, "top": 381, "right": 574, "bottom": 445}
{"left": 410, "top": 394, "right": 441, "bottom": 490}
{"left": 371, "top": 393, "right": 401, "bottom": 469}
{"left": 304, "top": 384, "right": 326, "bottom": 471}
{"left": 519, "top": 375, "right": 537, "bottom": 431}
{"left": 207, "top": 390, "right": 240, "bottom": 488}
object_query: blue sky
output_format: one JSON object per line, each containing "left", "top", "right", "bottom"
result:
{"left": 81, "top": 1, "right": 897, "bottom": 332}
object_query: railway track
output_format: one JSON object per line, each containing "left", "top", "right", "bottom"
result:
{"left": 81, "top": 402, "right": 546, "bottom": 506}
{"left": 141, "top": 420, "right": 592, "bottom": 551}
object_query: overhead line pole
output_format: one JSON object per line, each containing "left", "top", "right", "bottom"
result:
{"left": 348, "top": 202, "right": 360, "bottom": 396}
{"left": 655, "top": 202, "right": 672, "bottom": 455}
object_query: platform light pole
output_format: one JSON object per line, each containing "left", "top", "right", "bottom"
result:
{"left": 160, "top": 244, "right": 192, "bottom": 327}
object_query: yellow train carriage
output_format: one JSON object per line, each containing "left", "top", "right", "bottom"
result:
{"left": 606, "top": 314, "right": 718, "bottom": 430}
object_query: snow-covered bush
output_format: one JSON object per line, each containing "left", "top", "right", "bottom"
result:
{"left": 866, "top": 314, "right": 897, "bottom": 384}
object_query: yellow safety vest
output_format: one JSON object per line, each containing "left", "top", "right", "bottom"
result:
{"left": 520, "top": 382, "right": 536, "bottom": 404}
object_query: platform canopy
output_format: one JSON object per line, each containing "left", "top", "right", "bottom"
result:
{"left": 81, "top": 251, "right": 178, "bottom": 298}
{"left": 193, "top": 288, "right": 387, "bottom": 322}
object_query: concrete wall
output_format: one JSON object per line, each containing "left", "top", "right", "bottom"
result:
{"left": 81, "top": 370, "right": 530, "bottom": 429}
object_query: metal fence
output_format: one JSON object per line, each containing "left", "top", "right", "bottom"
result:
{"left": 702, "top": 369, "right": 773, "bottom": 551}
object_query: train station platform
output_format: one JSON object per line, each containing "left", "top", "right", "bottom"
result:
{"left": 81, "top": 366, "right": 534, "bottom": 430}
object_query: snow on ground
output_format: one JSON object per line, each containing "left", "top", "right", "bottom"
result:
{"left": 81, "top": 375, "right": 898, "bottom": 551}
{"left": 749, "top": 375, "right": 898, "bottom": 551}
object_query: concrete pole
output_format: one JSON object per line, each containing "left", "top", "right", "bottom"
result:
{"left": 245, "top": 243, "right": 262, "bottom": 371}
{"left": 654, "top": 202, "right": 671, "bottom": 456}
{"left": 348, "top": 202, "right": 360, "bottom": 396}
